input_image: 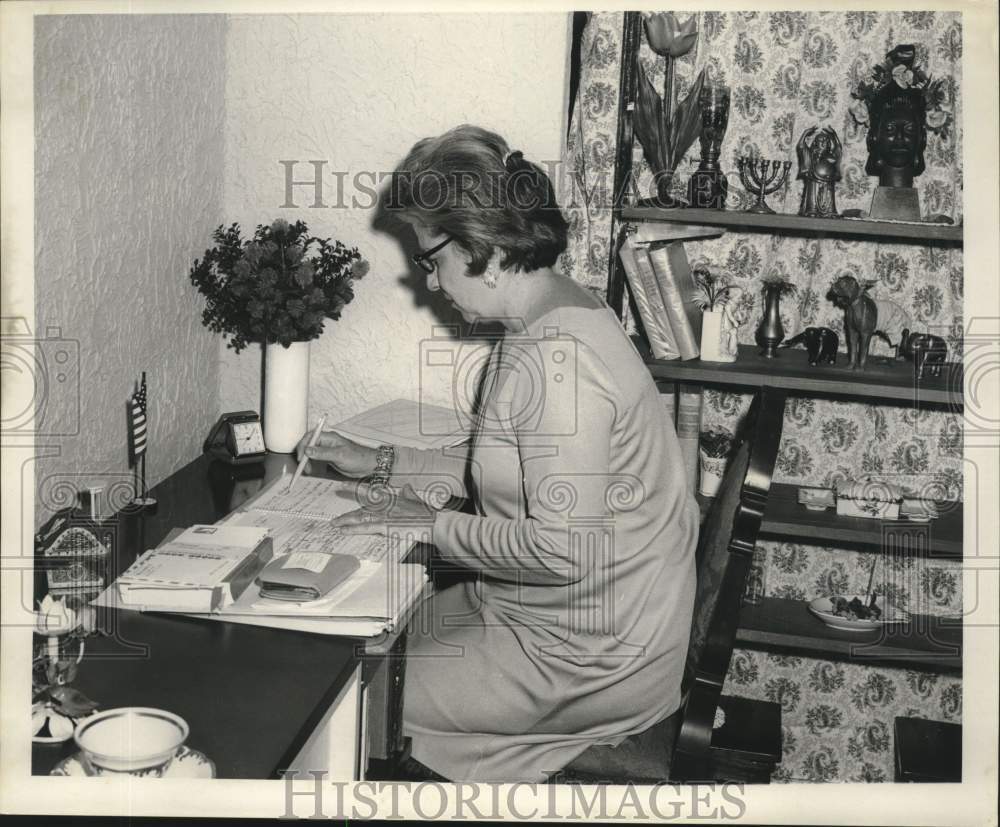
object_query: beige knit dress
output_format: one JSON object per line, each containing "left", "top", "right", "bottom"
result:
{"left": 391, "top": 276, "right": 698, "bottom": 782}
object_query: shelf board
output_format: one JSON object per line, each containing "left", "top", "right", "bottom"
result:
{"left": 760, "top": 483, "right": 962, "bottom": 558}
{"left": 622, "top": 206, "right": 964, "bottom": 244}
{"left": 736, "top": 597, "right": 961, "bottom": 672}
{"left": 643, "top": 342, "right": 963, "bottom": 408}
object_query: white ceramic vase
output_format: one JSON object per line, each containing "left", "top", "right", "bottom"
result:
{"left": 264, "top": 340, "right": 310, "bottom": 453}
{"left": 698, "top": 449, "right": 727, "bottom": 497}
{"left": 700, "top": 309, "right": 738, "bottom": 363}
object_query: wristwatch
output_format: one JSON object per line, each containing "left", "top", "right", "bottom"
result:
{"left": 370, "top": 444, "right": 395, "bottom": 487}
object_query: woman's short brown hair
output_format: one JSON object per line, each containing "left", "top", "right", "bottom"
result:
{"left": 387, "top": 124, "right": 568, "bottom": 276}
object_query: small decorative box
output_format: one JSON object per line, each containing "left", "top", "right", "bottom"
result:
{"left": 835, "top": 477, "right": 903, "bottom": 520}
{"left": 798, "top": 486, "right": 836, "bottom": 511}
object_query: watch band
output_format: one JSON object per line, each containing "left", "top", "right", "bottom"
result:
{"left": 369, "top": 444, "right": 395, "bottom": 487}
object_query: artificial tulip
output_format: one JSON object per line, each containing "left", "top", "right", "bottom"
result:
{"left": 643, "top": 12, "right": 698, "bottom": 59}
{"left": 34, "top": 595, "right": 78, "bottom": 636}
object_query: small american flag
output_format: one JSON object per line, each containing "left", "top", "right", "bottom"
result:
{"left": 130, "top": 374, "right": 148, "bottom": 462}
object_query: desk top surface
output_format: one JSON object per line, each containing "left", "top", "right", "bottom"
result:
{"left": 33, "top": 453, "right": 364, "bottom": 779}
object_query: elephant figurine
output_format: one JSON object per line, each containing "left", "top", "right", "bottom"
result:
{"left": 780, "top": 326, "right": 839, "bottom": 366}
{"left": 898, "top": 328, "right": 948, "bottom": 378}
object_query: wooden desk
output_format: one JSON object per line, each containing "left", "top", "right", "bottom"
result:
{"left": 32, "top": 453, "right": 418, "bottom": 779}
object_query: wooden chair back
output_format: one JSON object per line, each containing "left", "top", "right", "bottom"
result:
{"left": 670, "top": 387, "right": 785, "bottom": 781}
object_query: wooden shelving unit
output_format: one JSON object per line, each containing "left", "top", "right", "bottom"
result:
{"left": 737, "top": 597, "right": 961, "bottom": 673}
{"left": 624, "top": 206, "right": 964, "bottom": 672}
{"left": 622, "top": 206, "right": 964, "bottom": 244}
{"left": 626, "top": 208, "right": 965, "bottom": 675}
{"left": 642, "top": 342, "right": 963, "bottom": 409}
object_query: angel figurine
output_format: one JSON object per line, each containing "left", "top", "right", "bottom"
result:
{"left": 796, "top": 126, "right": 842, "bottom": 218}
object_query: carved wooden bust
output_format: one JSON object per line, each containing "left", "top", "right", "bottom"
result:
{"left": 865, "top": 84, "right": 928, "bottom": 189}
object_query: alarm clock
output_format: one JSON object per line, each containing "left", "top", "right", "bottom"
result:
{"left": 203, "top": 411, "right": 267, "bottom": 465}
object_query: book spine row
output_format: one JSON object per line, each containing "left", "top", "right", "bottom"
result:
{"left": 620, "top": 234, "right": 705, "bottom": 496}
{"left": 618, "top": 236, "right": 703, "bottom": 361}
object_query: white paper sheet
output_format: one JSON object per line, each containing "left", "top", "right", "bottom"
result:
{"left": 331, "top": 398, "right": 469, "bottom": 450}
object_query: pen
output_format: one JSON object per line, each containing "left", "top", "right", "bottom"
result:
{"left": 288, "top": 415, "right": 327, "bottom": 493}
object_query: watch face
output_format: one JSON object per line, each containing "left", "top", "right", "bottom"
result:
{"left": 231, "top": 421, "right": 265, "bottom": 455}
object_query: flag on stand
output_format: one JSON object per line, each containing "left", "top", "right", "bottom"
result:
{"left": 129, "top": 374, "right": 148, "bottom": 465}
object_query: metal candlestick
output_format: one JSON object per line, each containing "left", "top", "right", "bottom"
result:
{"left": 738, "top": 157, "right": 791, "bottom": 214}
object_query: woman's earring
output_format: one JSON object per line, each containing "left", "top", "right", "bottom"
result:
{"left": 483, "top": 272, "right": 498, "bottom": 289}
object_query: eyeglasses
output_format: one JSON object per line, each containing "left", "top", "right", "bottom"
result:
{"left": 411, "top": 235, "right": 454, "bottom": 274}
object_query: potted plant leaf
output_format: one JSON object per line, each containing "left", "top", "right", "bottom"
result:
{"left": 693, "top": 268, "right": 742, "bottom": 362}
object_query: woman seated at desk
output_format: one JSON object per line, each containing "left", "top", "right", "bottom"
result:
{"left": 297, "top": 125, "right": 698, "bottom": 782}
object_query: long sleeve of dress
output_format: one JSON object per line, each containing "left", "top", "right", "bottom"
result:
{"left": 390, "top": 442, "right": 472, "bottom": 502}
{"left": 431, "top": 339, "right": 617, "bottom": 585}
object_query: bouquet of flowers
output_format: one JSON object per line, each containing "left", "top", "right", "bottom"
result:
{"left": 190, "top": 219, "right": 369, "bottom": 353}
{"left": 850, "top": 44, "right": 953, "bottom": 140}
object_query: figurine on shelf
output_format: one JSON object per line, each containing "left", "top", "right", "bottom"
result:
{"left": 827, "top": 275, "right": 878, "bottom": 370}
{"left": 898, "top": 328, "right": 948, "bottom": 378}
{"left": 779, "top": 326, "right": 839, "bottom": 366}
{"left": 850, "top": 44, "right": 953, "bottom": 221}
{"left": 795, "top": 126, "right": 842, "bottom": 218}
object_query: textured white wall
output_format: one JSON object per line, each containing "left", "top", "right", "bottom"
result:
{"left": 219, "top": 13, "right": 571, "bottom": 426}
{"left": 33, "top": 15, "right": 226, "bottom": 525}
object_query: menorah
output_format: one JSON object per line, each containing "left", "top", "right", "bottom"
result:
{"left": 737, "top": 157, "right": 792, "bottom": 214}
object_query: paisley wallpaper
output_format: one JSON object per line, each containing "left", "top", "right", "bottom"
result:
{"left": 559, "top": 10, "right": 963, "bottom": 782}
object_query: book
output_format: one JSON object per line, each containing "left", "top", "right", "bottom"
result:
{"left": 114, "top": 524, "right": 273, "bottom": 612}
{"left": 676, "top": 385, "right": 703, "bottom": 496}
{"left": 330, "top": 398, "right": 469, "bottom": 450}
{"left": 646, "top": 241, "right": 703, "bottom": 361}
{"left": 618, "top": 236, "right": 680, "bottom": 360}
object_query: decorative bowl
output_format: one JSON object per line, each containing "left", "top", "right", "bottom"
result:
{"left": 808, "top": 595, "right": 908, "bottom": 632}
{"left": 74, "top": 707, "right": 188, "bottom": 777}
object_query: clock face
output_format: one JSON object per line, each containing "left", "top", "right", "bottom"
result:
{"left": 231, "top": 421, "right": 265, "bottom": 455}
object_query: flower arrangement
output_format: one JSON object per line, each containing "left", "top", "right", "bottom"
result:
{"left": 190, "top": 219, "right": 369, "bottom": 354}
{"left": 32, "top": 595, "right": 99, "bottom": 740}
{"left": 693, "top": 268, "right": 739, "bottom": 312}
{"left": 850, "top": 44, "right": 952, "bottom": 140}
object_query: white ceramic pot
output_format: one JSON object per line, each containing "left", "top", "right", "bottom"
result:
{"left": 264, "top": 340, "right": 310, "bottom": 453}
{"left": 698, "top": 450, "right": 727, "bottom": 497}
{"left": 699, "top": 310, "right": 738, "bottom": 363}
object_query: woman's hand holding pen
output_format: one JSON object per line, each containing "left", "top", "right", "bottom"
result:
{"left": 333, "top": 483, "right": 437, "bottom": 541}
{"left": 294, "top": 430, "right": 378, "bottom": 478}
